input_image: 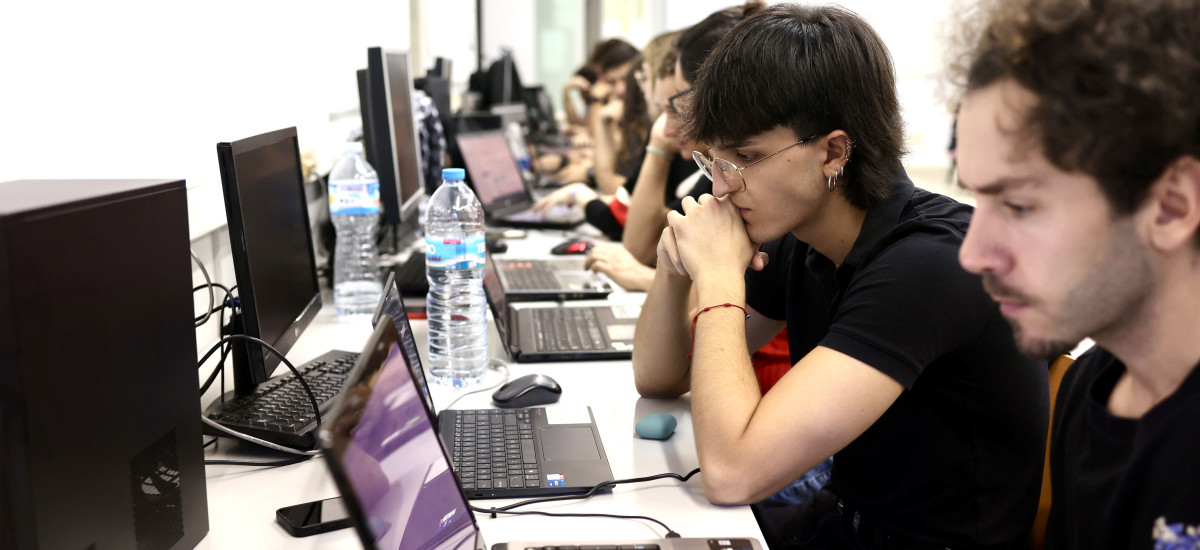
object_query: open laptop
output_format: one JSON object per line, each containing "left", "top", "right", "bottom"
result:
{"left": 456, "top": 130, "right": 584, "bottom": 229}
{"left": 489, "top": 250, "right": 613, "bottom": 302}
{"left": 370, "top": 275, "right": 615, "bottom": 498}
{"left": 484, "top": 254, "right": 638, "bottom": 362}
{"left": 319, "top": 318, "right": 763, "bottom": 550}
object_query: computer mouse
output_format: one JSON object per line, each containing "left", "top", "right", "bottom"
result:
{"left": 635, "top": 413, "right": 677, "bottom": 440}
{"left": 551, "top": 238, "right": 594, "bottom": 255}
{"left": 491, "top": 374, "right": 562, "bottom": 408}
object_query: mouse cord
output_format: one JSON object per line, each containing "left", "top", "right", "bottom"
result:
{"left": 475, "top": 468, "right": 702, "bottom": 513}
{"left": 466, "top": 506, "right": 681, "bottom": 539}
{"left": 440, "top": 360, "right": 511, "bottom": 411}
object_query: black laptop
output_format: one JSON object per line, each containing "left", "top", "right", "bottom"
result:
{"left": 319, "top": 318, "right": 763, "bottom": 550}
{"left": 370, "top": 275, "right": 615, "bottom": 499}
{"left": 456, "top": 130, "right": 584, "bottom": 229}
{"left": 483, "top": 255, "right": 637, "bottom": 363}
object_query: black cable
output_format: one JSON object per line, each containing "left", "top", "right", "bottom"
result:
{"left": 198, "top": 344, "right": 231, "bottom": 395}
{"left": 193, "top": 282, "right": 234, "bottom": 322}
{"left": 204, "top": 438, "right": 218, "bottom": 448}
{"left": 205, "top": 455, "right": 314, "bottom": 468}
{"left": 196, "top": 334, "right": 322, "bottom": 428}
{"left": 477, "top": 468, "right": 702, "bottom": 512}
{"left": 466, "top": 506, "right": 680, "bottom": 538}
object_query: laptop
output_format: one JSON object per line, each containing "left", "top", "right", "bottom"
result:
{"left": 456, "top": 130, "right": 584, "bottom": 229}
{"left": 484, "top": 254, "right": 638, "bottom": 363}
{"left": 319, "top": 318, "right": 763, "bottom": 550}
{"left": 369, "top": 275, "right": 616, "bottom": 499}
{"left": 489, "top": 251, "right": 613, "bottom": 302}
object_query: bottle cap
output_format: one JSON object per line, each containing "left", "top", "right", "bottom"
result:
{"left": 443, "top": 168, "right": 466, "bottom": 181}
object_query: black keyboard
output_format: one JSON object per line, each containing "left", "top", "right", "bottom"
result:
{"left": 390, "top": 253, "right": 429, "bottom": 295}
{"left": 202, "top": 349, "right": 359, "bottom": 449}
{"left": 503, "top": 261, "right": 559, "bottom": 290}
{"left": 532, "top": 308, "right": 608, "bottom": 352}
{"left": 450, "top": 409, "right": 542, "bottom": 490}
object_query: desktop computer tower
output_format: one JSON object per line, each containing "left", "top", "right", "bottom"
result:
{"left": 0, "top": 180, "right": 209, "bottom": 549}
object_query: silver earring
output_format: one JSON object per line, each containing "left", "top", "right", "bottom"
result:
{"left": 827, "top": 174, "right": 837, "bottom": 192}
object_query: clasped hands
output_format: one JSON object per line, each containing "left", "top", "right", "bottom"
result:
{"left": 657, "top": 194, "right": 768, "bottom": 283}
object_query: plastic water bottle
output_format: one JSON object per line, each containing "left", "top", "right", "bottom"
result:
{"left": 329, "top": 142, "right": 383, "bottom": 319}
{"left": 425, "top": 168, "right": 488, "bottom": 387}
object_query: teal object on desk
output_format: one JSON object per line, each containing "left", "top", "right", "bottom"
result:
{"left": 635, "top": 413, "right": 677, "bottom": 440}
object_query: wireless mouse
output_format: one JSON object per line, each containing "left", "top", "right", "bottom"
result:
{"left": 635, "top": 413, "right": 677, "bottom": 440}
{"left": 551, "top": 238, "right": 594, "bottom": 255}
{"left": 491, "top": 373, "right": 562, "bottom": 408}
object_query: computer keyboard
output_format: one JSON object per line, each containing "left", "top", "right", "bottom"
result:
{"left": 202, "top": 349, "right": 359, "bottom": 449}
{"left": 502, "top": 261, "right": 560, "bottom": 290}
{"left": 450, "top": 409, "right": 542, "bottom": 490}
{"left": 532, "top": 308, "right": 608, "bottom": 352}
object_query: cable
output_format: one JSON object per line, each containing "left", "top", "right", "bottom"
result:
{"left": 205, "top": 455, "right": 315, "bottom": 467}
{"left": 466, "top": 506, "right": 680, "bottom": 539}
{"left": 193, "top": 282, "right": 235, "bottom": 319}
{"left": 191, "top": 250, "right": 215, "bottom": 327}
{"left": 204, "top": 438, "right": 218, "bottom": 448}
{"left": 440, "top": 360, "right": 511, "bottom": 411}
{"left": 477, "top": 468, "right": 702, "bottom": 513}
{"left": 196, "top": 334, "right": 322, "bottom": 455}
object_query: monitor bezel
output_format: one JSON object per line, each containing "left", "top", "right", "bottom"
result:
{"left": 365, "top": 47, "right": 426, "bottom": 226}
{"left": 216, "top": 126, "right": 322, "bottom": 385}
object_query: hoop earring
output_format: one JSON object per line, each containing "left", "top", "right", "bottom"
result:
{"left": 827, "top": 173, "right": 837, "bottom": 192}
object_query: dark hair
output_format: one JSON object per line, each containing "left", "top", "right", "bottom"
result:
{"left": 589, "top": 38, "right": 640, "bottom": 73}
{"left": 687, "top": 4, "right": 906, "bottom": 209}
{"left": 676, "top": 1, "right": 766, "bottom": 84}
{"left": 620, "top": 56, "right": 651, "bottom": 166}
{"left": 952, "top": 0, "right": 1200, "bottom": 216}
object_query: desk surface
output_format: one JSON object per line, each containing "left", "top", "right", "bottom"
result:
{"left": 197, "top": 230, "right": 764, "bottom": 549}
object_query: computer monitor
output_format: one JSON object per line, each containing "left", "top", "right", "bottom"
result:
{"left": 364, "top": 47, "right": 426, "bottom": 226}
{"left": 216, "top": 126, "right": 322, "bottom": 391}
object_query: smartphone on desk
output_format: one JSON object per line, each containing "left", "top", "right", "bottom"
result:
{"left": 276, "top": 496, "right": 352, "bottom": 537}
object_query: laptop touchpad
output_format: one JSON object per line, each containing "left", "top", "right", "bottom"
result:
{"left": 539, "top": 427, "right": 601, "bottom": 461}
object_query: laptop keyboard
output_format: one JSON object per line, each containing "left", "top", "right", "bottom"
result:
{"left": 503, "top": 261, "right": 560, "bottom": 290}
{"left": 451, "top": 409, "right": 543, "bottom": 490}
{"left": 533, "top": 308, "right": 608, "bottom": 352}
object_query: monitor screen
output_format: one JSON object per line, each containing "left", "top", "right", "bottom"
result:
{"left": 217, "top": 127, "right": 322, "bottom": 383}
{"left": 455, "top": 131, "right": 526, "bottom": 207}
{"left": 365, "top": 47, "right": 426, "bottom": 226}
{"left": 323, "top": 321, "right": 478, "bottom": 550}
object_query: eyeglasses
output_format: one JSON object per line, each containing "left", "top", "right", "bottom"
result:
{"left": 693, "top": 134, "right": 821, "bottom": 193}
{"left": 667, "top": 88, "right": 692, "bottom": 115}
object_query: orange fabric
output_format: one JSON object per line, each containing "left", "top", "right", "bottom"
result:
{"left": 751, "top": 329, "right": 791, "bottom": 393}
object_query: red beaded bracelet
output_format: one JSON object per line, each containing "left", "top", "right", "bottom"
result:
{"left": 686, "top": 303, "right": 750, "bottom": 359}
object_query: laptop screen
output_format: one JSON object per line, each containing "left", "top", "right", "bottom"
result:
{"left": 322, "top": 321, "right": 478, "bottom": 550}
{"left": 372, "top": 273, "right": 436, "bottom": 413}
{"left": 482, "top": 252, "right": 509, "bottom": 338}
{"left": 456, "top": 131, "right": 526, "bottom": 207}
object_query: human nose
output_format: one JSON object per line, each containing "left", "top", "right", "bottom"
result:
{"left": 958, "top": 208, "right": 1013, "bottom": 276}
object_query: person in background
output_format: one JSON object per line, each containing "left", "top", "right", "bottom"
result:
{"left": 633, "top": 4, "right": 1049, "bottom": 548}
{"left": 562, "top": 38, "right": 640, "bottom": 135}
{"left": 952, "top": 0, "right": 1200, "bottom": 547}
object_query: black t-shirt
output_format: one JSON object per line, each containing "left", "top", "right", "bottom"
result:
{"left": 745, "top": 174, "right": 1049, "bottom": 547}
{"left": 583, "top": 155, "right": 708, "bottom": 241}
{"left": 1047, "top": 347, "right": 1200, "bottom": 550}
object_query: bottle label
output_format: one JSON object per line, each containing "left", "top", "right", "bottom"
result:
{"left": 425, "top": 232, "right": 485, "bottom": 271}
{"left": 329, "top": 179, "right": 381, "bottom": 215}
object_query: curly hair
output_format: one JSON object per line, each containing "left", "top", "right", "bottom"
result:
{"left": 950, "top": 0, "right": 1200, "bottom": 215}
{"left": 685, "top": 4, "right": 906, "bottom": 210}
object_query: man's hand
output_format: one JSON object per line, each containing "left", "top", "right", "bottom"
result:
{"left": 585, "top": 243, "right": 655, "bottom": 291}
{"left": 532, "top": 183, "right": 597, "bottom": 214}
{"left": 666, "top": 195, "right": 765, "bottom": 283}
{"left": 648, "top": 113, "right": 679, "bottom": 157}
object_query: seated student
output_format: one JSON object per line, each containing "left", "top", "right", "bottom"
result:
{"left": 632, "top": 4, "right": 1050, "bottom": 548}
{"left": 562, "top": 38, "right": 640, "bottom": 135}
{"left": 951, "top": 0, "right": 1200, "bottom": 548}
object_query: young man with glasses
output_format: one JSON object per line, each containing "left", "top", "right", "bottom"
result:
{"left": 952, "top": 0, "right": 1200, "bottom": 547}
{"left": 632, "top": 4, "right": 1049, "bottom": 548}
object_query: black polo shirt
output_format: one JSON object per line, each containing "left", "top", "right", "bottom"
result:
{"left": 745, "top": 173, "right": 1049, "bottom": 547}
{"left": 1047, "top": 347, "right": 1200, "bottom": 550}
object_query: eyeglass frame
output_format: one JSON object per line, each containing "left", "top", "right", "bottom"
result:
{"left": 667, "top": 87, "right": 693, "bottom": 115}
{"left": 693, "top": 133, "right": 822, "bottom": 192}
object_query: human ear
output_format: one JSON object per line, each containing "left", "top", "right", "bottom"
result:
{"left": 821, "top": 130, "right": 852, "bottom": 178}
{"left": 1146, "top": 156, "right": 1200, "bottom": 252}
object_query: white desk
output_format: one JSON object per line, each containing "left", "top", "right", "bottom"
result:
{"left": 198, "top": 229, "right": 764, "bottom": 549}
